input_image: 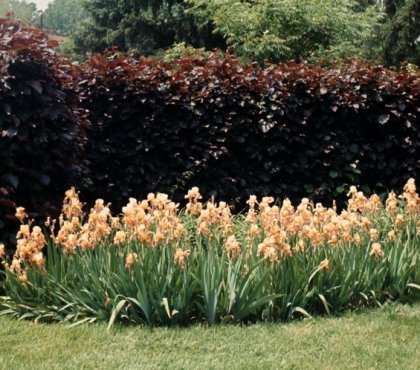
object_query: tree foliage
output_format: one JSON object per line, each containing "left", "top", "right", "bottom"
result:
{"left": 0, "top": 0, "right": 36, "bottom": 23}
{"left": 74, "top": 0, "right": 225, "bottom": 55}
{"left": 31, "top": 0, "right": 419, "bottom": 66}
{"left": 42, "top": 0, "right": 88, "bottom": 36}
{"left": 187, "top": 0, "right": 384, "bottom": 63}
{"left": 382, "top": 0, "right": 420, "bottom": 65}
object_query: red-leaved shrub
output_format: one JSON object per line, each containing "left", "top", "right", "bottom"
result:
{"left": 0, "top": 19, "right": 87, "bottom": 247}
{"left": 73, "top": 53, "right": 419, "bottom": 212}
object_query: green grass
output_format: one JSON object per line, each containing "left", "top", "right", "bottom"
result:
{"left": 1, "top": 303, "right": 419, "bottom": 370}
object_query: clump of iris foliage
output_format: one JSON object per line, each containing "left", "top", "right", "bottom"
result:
{"left": 1, "top": 180, "right": 419, "bottom": 327}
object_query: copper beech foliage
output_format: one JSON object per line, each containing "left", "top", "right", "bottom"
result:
{"left": 74, "top": 50, "right": 419, "bottom": 213}
{"left": 1, "top": 21, "right": 419, "bottom": 248}
{"left": 0, "top": 20, "right": 88, "bottom": 247}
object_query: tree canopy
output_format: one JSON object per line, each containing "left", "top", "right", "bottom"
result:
{"left": 42, "top": 0, "right": 87, "bottom": 36}
{"left": 72, "top": 0, "right": 386, "bottom": 63}
{"left": 187, "top": 0, "right": 384, "bottom": 64}
{"left": 382, "top": 0, "right": 420, "bottom": 65}
{"left": 0, "top": 0, "right": 36, "bottom": 23}
{"left": 73, "top": 0, "right": 225, "bottom": 55}
{"left": 1, "top": 0, "right": 418, "bottom": 66}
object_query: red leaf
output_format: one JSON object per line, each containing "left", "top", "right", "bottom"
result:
{"left": 47, "top": 39, "right": 59, "bottom": 48}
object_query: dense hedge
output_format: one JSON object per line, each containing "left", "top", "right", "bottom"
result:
{"left": 73, "top": 53, "right": 419, "bottom": 211}
{"left": 1, "top": 21, "right": 419, "bottom": 247}
{"left": 0, "top": 20, "right": 87, "bottom": 247}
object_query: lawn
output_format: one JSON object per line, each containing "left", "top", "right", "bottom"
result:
{"left": 1, "top": 302, "right": 419, "bottom": 370}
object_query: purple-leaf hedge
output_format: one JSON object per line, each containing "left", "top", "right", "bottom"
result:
{"left": 73, "top": 53, "right": 419, "bottom": 211}
{"left": 1, "top": 21, "right": 419, "bottom": 247}
{"left": 0, "top": 20, "right": 87, "bottom": 247}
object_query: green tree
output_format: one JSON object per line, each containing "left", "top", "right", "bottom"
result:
{"left": 188, "top": 0, "right": 384, "bottom": 64}
{"left": 74, "top": 0, "right": 225, "bottom": 55}
{"left": 0, "top": 0, "right": 36, "bottom": 23}
{"left": 41, "top": 0, "right": 88, "bottom": 36}
{"left": 382, "top": 0, "right": 420, "bottom": 65}
{"left": 384, "top": 0, "right": 405, "bottom": 16}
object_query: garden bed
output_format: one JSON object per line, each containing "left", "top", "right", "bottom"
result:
{"left": 1, "top": 179, "right": 419, "bottom": 327}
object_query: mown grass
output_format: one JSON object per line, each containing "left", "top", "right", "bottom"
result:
{"left": 1, "top": 302, "right": 419, "bottom": 370}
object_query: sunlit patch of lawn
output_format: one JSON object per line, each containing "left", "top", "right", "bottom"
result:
{"left": 1, "top": 302, "right": 419, "bottom": 370}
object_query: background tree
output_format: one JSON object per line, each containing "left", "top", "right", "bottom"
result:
{"left": 187, "top": 0, "right": 384, "bottom": 64}
{"left": 0, "top": 0, "right": 36, "bottom": 23}
{"left": 41, "top": 0, "right": 88, "bottom": 36}
{"left": 74, "top": 0, "right": 225, "bottom": 55}
{"left": 381, "top": 0, "right": 420, "bottom": 65}
{"left": 384, "top": 0, "right": 405, "bottom": 16}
